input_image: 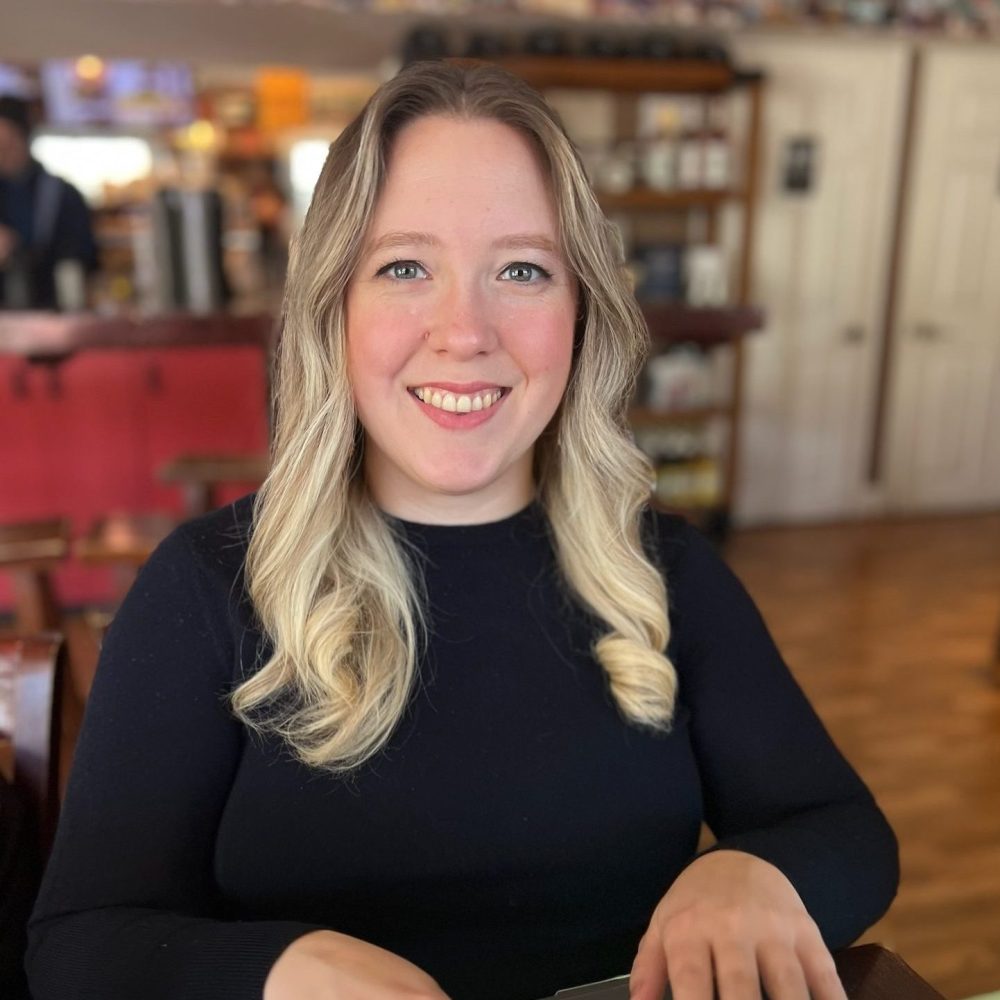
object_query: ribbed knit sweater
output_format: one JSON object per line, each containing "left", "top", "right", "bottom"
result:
{"left": 27, "top": 497, "right": 898, "bottom": 1000}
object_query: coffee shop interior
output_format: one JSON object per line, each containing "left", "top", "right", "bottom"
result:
{"left": 1, "top": 0, "right": 999, "bottom": 996}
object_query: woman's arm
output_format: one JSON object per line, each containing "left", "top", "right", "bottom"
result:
{"left": 631, "top": 517, "right": 899, "bottom": 999}
{"left": 26, "top": 524, "right": 319, "bottom": 999}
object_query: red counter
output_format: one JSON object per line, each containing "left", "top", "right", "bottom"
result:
{"left": 0, "top": 312, "right": 273, "bottom": 610}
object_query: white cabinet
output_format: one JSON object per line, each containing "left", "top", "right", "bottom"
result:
{"left": 884, "top": 45, "right": 1000, "bottom": 512}
{"left": 730, "top": 36, "right": 910, "bottom": 525}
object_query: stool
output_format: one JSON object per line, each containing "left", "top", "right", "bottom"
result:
{"left": 158, "top": 453, "right": 269, "bottom": 517}
{"left": 0, "top": 520, "right": 70, "bottom": 633}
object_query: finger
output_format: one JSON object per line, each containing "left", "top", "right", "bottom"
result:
{"left": 797, "top": 940, "right": 847, "bottom": 1000}
{"left": 757, "top": 942, "right": 810, "bottom": 1000}
{"left": 630, "top": 928, "right": 669, "bottom": 1000}
{"left": 664, "top": 937, "right": 714, "bottom": 1000}
{"left": 712, "top": 941, "right": 762, "bottom": 1000}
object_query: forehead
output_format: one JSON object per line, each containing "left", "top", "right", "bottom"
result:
{"left": 368, "top": 115, "right": 559, "bottom": 243}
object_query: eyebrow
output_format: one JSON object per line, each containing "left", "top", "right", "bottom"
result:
{"left": 366, "top": 231, "right": 561, "bottom": 256}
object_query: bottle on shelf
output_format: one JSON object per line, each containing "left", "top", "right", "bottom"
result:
{"left": 676, "top": 96, "right": 708, "bottom": 190}
{"left": 702, "top": 95, "right": 732, "bottom": 190}
{"left": 684, "top": 245, "right": 729, "bottom": 307}
{"left": 638, "top": 100, "right": 681, "bottom": 193}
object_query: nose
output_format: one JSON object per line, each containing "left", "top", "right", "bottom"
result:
{"left": 424, "top": 279, "right": 498, "bottom": 359}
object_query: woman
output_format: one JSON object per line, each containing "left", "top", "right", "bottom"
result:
{"left": 27, "top": 62, "right": 898, "bottom": 1000}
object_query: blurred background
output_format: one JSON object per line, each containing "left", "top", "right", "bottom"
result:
{"left": 1, "top": 1, "right": 998, "bottom": 998}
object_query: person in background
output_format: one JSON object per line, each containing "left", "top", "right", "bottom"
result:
{"left": 0, "top": 94, "right": 98, "bottom": 310}
{"left": 26, "top": 62, "right": 898, "bottom": 1000}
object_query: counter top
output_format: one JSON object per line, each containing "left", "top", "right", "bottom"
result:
{"left": 0, "top": 310, "right": 275, "bottom": 360}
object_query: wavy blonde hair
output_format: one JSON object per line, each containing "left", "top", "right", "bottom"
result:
{"left": 233, "top": 60, "right": 677, "bottom": 773}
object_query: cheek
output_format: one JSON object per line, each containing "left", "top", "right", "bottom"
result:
{"left": 346, "top": 296, "right": 426, "bottom": 378}
{"left": 512, "top": 303, "right": 576, "bottom": 382}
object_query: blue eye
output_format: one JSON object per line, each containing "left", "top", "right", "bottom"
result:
{"left": 500, "top": 262, "right": 551, "bottom": 283}
{"left": 377, "top": 260, "right": 427, "bottom": 280}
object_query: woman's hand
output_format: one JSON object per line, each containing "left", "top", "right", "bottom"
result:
{"left": 264, "top": 929, "right": 452, "bottom": 999}
{"left": 629, "top": 850, "right": 848, "bottom": 1000}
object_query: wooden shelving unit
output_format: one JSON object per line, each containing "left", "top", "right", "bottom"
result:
{"left": 629, "top": 404, "right": 733, "bottom": 427}
{"left": 492, "top": 55, "right": 767, "bottom": 541}
{"left": 598, "top": 187, "right": 741, "bottom": 212}
{"left": 491, "top": 57, "right": 737, "bottom": 93}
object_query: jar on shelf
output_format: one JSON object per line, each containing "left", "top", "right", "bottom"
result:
{"left": 638, "top": 102, "right": 681, "bottom": 192}
{"left": 644, "top": 345, "right": 714, "bottom": 411}
{"left": 633, "top": 243, "right": 685, "bottom": 301}
{"left": 684, "top": 245, "right": 729, "bottom": 307}
{"left": 595, "top": 141, "right": 637, "bottom": 195}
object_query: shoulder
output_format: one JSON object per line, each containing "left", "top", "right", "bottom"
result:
{"left": 100, "top": 495, "right": 261, "bottom": 683}
{"left": 47, "top": 171, "right": 87, "bottom": 205}
{"left": 145, "top": 493, "right": 257, "bottom": 598}
{"left": 640, "top": 506, "right": 711, "bottom": 575}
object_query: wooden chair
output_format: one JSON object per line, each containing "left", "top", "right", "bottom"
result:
{"left": 0, "top": 519, "right": 70, "bottom": 633}
{"left": 0, "top": 633, "right": 65, "bottom": 856}
{"left": 158, "top": 452, "right": 269, "bottom": 517}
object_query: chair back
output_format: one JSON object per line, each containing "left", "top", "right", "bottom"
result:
{"left": 0, "top": 519, "right": 70, "bottom": 633}
{"left": 0, "top": 633, "right": 64, "bottom": 855}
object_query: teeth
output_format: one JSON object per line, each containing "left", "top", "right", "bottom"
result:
{"left": 413, "top": 387, "right": 503, "bottom": 413}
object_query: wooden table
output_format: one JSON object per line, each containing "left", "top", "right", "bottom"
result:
{"left": 537, "top": 945, "right": 944, "bottom": 999}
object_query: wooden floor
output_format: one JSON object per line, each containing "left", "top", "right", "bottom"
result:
{"left": 54, "top": 510, "right": 1000, "bottom": 999}
{"left": 725, "top": 511, "right": 1000, "bottom": 1000}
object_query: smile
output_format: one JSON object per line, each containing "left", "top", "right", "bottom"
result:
{"left": 411, "top": 386, "right": 507, "bottom": 413}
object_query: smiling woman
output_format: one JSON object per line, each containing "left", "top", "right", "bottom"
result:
{"left": 26, "top": 61, "right": 898, "bottom": 1000}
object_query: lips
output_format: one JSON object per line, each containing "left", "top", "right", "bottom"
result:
{"left": 408, "top": 382, "right": 510, "bottom": 428}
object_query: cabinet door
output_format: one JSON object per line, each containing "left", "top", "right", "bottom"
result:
{"left": 885, "top": 47, "right": 1000, "bottom": 512}
{"left": 730, "top": 37, "right": 909, "bottom": 525}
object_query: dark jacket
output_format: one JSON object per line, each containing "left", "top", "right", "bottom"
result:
{"left": 0, "top": 158, "right": 98, "bottom": 310}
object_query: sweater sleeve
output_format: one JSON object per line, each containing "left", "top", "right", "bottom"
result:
{"left": 661, "top": 518, "right": 899, "bottom": 950}
{"left": 26, "top": 525, "right": 320, "bottom": 1000}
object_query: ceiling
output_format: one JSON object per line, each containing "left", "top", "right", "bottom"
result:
{"left": 2, "top": 0, "right": 585, "bottom": 74}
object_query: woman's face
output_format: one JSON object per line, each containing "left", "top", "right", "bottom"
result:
{"left": 345, "top": 114, "right": 577, "bottom": 524}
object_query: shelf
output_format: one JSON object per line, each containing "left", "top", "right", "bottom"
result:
{"left": 640, "top": 304, "right": 766, "bottom": 347}
{"left": 487, "top": 57, "right": 736, "bottom": 94}
{"left": 630, "top": 405, "right": 732, "bottom": 426}
{"left": 600, "top": 187, "right": 742, "bottom": 211}
{"left": 654, "top": 495, "right": 722, "bottom": 510}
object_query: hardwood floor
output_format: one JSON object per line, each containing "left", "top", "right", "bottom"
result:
{"left": 725, "top": 511, "right": 1000, "bottom": 1000}
{"left": 51, "top": 510, "right": 1000, "bottom": 999}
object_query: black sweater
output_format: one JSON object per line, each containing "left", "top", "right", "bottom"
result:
{"left": 27, "top": 498, "right": 898, "bottom": 1000}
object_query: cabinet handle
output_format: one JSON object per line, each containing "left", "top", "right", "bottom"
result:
{"left": 842, "top": 324, "right": 865, "bottom": 343}
{"left": 914, "top": 322, "right": 943, "bottom": 341}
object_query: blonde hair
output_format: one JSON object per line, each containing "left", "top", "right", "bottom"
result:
{"left": 233, "top": 60, "right": 677, "bottom": 773}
